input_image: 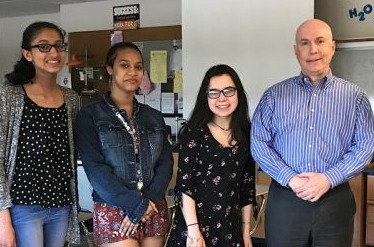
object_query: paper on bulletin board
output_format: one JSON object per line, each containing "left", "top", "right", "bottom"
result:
{"left": 173, "top": 69, "right": 183, "bottom": 93}
{"left": 178, "top": 93, "right": 183, "bottom": 115}
{"left": 135, "top": 94, "right": 145, "bottom": 104}
{"left": 161, "top": 93, "right": 175, "bottom": 114}
{"left": 140, "top": 70, "right": 152, "bottom": 95}
{"left": 110, "top": 31, "right": 123, "bottom": 46}
{"left": 59, "top": 73, "right": 72, "bottom": 89}
{"left": 150, "top": 50, "right": 167, "bottom": 83}
{"left": 170, "top": 48, "right": 182, "bottom": 70}
{"left": 145, "top": 83, "right": 161, "bottom": 111}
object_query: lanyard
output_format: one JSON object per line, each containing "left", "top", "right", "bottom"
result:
{"left": 108, "top": 105, "right": 144, "bottom": 191}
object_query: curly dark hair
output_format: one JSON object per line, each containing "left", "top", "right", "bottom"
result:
{"left": 5, "top": 21, "right": 66, "bottom": 85}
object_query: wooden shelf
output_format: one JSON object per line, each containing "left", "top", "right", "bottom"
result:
{"left": 366, "top": 175, "right": 374, "bottom": 245}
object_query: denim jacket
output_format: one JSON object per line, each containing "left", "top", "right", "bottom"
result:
{"left": 76, "top": 92, "right": 173, "bottom": 224}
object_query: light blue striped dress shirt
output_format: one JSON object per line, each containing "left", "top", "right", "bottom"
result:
{"left": 251, "top": 71, "right": 374, "bottom": 188}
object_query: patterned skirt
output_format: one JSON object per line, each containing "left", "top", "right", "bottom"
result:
{"left": 93, "top": 199, "right": 169, "bottom": 245}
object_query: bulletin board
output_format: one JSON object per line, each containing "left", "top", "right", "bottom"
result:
{"left": 133, "top": 39, "right": 183, "bottom": 117}
{"left": 68, "top": 25, "right": 183, "bottom": 117}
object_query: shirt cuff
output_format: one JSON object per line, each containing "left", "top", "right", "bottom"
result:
{"left": 128, "top": 196, "right": 149, "bottom": 224}
{"left": 276, "top": 166, "right": 297, "bottom": 187}
{"left": 324, "top": 167, "right": 345, "bottom": 188}
{"left": 0, "top": 197, "right": 12, "bottom": 211}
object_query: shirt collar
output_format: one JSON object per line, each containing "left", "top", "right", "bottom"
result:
{"left": 103, "top": 91, "right": 140, "bottom": 117}
{"left": 298, "top": 70, "right": 334, "bottom": 90}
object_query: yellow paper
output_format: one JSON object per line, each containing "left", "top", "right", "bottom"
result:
{"left": 150, "top": 50, "right": 167, "bottom": 83}
{"left": 173, "top": 69, "right": 183, "bottom": 93}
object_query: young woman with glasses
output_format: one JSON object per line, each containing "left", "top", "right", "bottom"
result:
{"left": 0, "top": 22, "right": 80, "bottom": 247}
{"left": 166, "top": 64, "right": 256, "bottom": 247}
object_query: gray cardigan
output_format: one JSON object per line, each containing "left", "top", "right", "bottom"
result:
{"left": 0, "top": 80, "right": 80, "bottom": 244}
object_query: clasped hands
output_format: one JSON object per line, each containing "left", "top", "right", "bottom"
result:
{"left": 288, "top": 172, "right": 331, "bottom": 202}
{"left": 119, "top": 200, "right": 158, "bottom": 237}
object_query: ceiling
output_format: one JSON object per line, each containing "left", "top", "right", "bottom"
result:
{"left": 0, "top": 0, "right": 105, "bottom": 18}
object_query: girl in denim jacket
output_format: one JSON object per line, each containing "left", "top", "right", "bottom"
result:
{"left": 76, "top": 42, "right": 173, "bottom": 247}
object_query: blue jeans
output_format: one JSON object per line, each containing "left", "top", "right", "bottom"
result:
{"left": 11, "top": 205, "right": 71, "bottom": 247}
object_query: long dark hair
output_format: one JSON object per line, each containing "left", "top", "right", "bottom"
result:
{"left": 183, "top": 64, "right": 250, "bottom": 146}
{"left": 5, "top": 22, "right": 66, "bottom": 85}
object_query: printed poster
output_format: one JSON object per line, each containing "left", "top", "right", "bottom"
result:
{"left": 59, "top": 73, "right": 72, "bottom": 89}
{"left": 113, "top": 4, "right": 140, "bottom": 30}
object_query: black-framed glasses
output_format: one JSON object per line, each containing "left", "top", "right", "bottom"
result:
{"left": 30, "top": 43, "right": 68, "bottom": 53}
{"left": 206, "top": 86, "right": 237, "bottom": 99}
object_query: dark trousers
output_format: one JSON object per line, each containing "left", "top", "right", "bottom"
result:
{"left": 265, "top": 180, "right": 356, "bottom": 247}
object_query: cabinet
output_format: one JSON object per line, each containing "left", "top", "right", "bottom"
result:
{"left": 350, "top": 173, "right": 367, "bottom": 247}
{"left": 366, "top": 175, "right": 374, "bottom": 245}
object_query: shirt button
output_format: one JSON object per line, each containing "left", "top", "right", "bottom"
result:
{"left": 309, "top": 126, "right": 313, "bottom": 130}
{"left": 308, "top": 144, "right": 312, "bottom": 148}
{"left": 311, "top": 109, "right": 315, "bottom": 112}
{"left": 307, "top": 163, "right": 311, "bottom": 166}
{"left": 313, "top": 94, "right": 317, "bottom": 97}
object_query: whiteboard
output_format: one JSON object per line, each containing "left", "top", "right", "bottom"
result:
{"left": 331, "top": 48, "right": 374, "bottom": 109}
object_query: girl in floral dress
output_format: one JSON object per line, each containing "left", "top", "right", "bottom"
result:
{"left": 166, "top": 64, "right": 256, "bottom": 247}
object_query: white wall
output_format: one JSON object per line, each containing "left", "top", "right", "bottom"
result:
{"left": 60, "top": 0, "right": 181, "bottom": 32}
{"left": 182, "top": 0, "right": 314, "bottom": 118}
{"left": 0, "top": 13, "right": 60, "bottom": 80}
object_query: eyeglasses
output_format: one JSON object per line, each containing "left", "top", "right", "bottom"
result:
{"left": 30, "top": 43, "right": 68, "bottom": 53}
{"left": 206, "top": 86, "right": 237, "bottom": 99}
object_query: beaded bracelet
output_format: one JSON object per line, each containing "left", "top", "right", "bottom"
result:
{"left": 187, "top": 222, "right": 199, "bottom": 227}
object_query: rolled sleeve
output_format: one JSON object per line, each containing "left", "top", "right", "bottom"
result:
{"left": 128, "top": 196, "right": 149, "bottom": 224}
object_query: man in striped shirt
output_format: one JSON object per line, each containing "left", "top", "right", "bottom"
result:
{"left": 251, "top": 19, "right": 374, "bottom": 247}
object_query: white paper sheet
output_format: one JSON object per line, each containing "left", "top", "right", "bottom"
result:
{"left": 161, "top": 92, "right": 175, "bottom": 114}
{"left": 144, "top": 83, "right": 161, "bottom": 111}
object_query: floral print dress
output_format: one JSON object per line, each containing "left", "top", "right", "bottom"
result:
{"left": 166, "top": 124, "right": 256, "bottom": 247}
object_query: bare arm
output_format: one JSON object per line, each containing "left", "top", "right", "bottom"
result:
{"left": 241, "top": 205, "right": 253, "bottom": 247}
{"left": 181, "top": 193, "right": 205, "bottom": 247}
{"left": 0, "top": 209, "right": 16, "bottom": 247}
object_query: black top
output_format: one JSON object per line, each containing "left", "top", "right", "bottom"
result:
{"left": 167, "top": 124, "right": 256, "bottom": 247}
{"left": 10, "top": 95, "right": 72, "bottom": 208}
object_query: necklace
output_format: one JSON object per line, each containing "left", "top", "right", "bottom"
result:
{"left": 211, "top": 121, "right": 230, "bottom": 131}
{"left": 111, "top": 109, "right": 144, "bottom": 191}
